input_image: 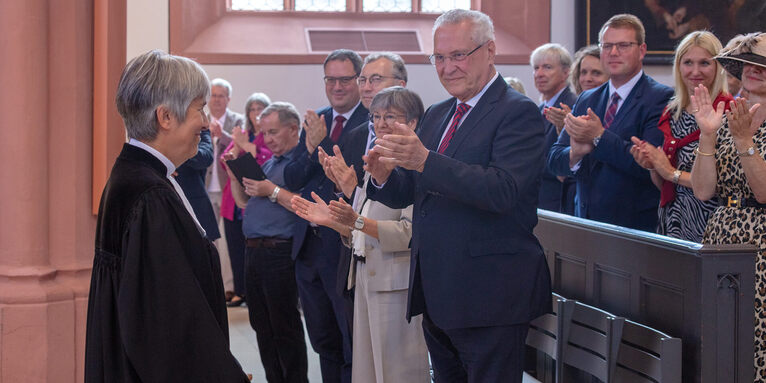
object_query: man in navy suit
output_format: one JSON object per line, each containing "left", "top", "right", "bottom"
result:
{"left": 284, "top": 49, "right": 369, "bottom": 383}
{"left": 175, "top": 128, "right": 221, "bottom": 241}
{"left": 365, "top": 10, "right": 552, "bottom": 382}
{"left": 548, "top": 14, "right": 673, "bottom": 231}
{"left": 531, "top": 43, "right": 577, "bottom": 213}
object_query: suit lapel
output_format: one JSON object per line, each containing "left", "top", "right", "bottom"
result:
{"left": 426, "top": 100, "right": 457, "bottom": 151}
{"left": 441, "top": 76, "right": 505, "bottom": 157}
{"left": 605, "top": 74, "right": 646, "bottom": 132}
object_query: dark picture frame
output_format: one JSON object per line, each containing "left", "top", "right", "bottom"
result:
{"left": 576, "top": 0, "right": 766, "bottom": 65}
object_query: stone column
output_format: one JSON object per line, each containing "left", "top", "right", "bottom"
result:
{"left": 0, "top": 0, "right": 123, "bottom": 381}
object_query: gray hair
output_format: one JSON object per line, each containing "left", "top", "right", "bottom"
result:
{"left": 260, "top": 101, "right": 301, "bottom": 129}
{"left": 530, "top": 43, "right": 573, "bottom": 69}
{"left": 364, "top": 52, "right": 408, "bottom": 83}
{"left": 115, "top": 50, "right": 210, "bottom": 141}
{"left": 244, "top": 92, "right": 272, "bottom": 133}
{"left": 504, "top": 77, "right": 526, "bottom": 95}
{"left": 324, "top": 49, "right": 363, "bottom": 75}
{"left": 369, "top": 86, "right": 424, "bottom": 124}
{"left": 211, "top": 78, "right": 232, "bottom": 97}
{"left": 433, "top": 9, "right": 494, "bottom": 45}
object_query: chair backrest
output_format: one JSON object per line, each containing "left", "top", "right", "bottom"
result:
{"left": 560, "top": 300, "right": 618, "bottom": 382}
{"left": 526, "top": 292, "right": 570, "bottom": 360}
{"left": 611, "top": 319, "right": 682, "bottom": 383}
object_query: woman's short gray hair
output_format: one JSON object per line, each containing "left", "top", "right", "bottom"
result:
{"left": 115, "top": 50, "right": 210, "bottom": 141}
{"left": 433, "top": 9, "right": 494, "bottom": 45}
{"left": 369, "top": 86, "right": 424, "bottom": 124}
{"left": 260, "top": 102, "right": 301, "bottom": 129}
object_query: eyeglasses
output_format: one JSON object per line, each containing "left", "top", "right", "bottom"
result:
{"left": 324, "top": 75, "right": 358, "bottom": 86}
{"left": 599, "top": 42, "right": 639, "bottom": 53}
{"left": 429, "top": 41, "right": 488, "bottom": 66}
{"left": 370, "top": 113, "right": 407, "bottom": 125}
{"left": 357, "top": 74, "right": 401, "bottom": 86}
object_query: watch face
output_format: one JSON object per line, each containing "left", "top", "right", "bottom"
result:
{"left": 354, "top": 216, "right": 364, "bottom": 230}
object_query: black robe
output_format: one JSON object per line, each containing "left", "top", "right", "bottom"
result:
{"left": 84, "top": 144, "right": 248, "bottom": 382}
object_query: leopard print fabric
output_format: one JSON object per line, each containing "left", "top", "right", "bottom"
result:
{"left": 702, "top": 118, "right": 766, "bottom": 381}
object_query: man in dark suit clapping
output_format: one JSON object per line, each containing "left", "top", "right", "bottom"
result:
{"left": 365, "top": 9, "right": 552, "bottom": 383}
{"left": 548, "top": 14, "right": 673, "bottom": 231}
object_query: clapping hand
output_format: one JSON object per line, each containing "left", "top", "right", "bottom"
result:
{"left": 318, "top": 145, "right": 357, "bottom": 198}
{"left": 303, "top": 110, "right": 327, "bottom": 154}
{"left": 374, "top": 122, "right": 429, "bottom": 172}
{"left": 545, "top": 103, "right": 572, "bottom": 134}
{"left": 564, "top": 108, "right": 604, "bottom": 143}
{"left": 690, "top": 84, "right": 725, "bottom": 138}
{"left": 209, "top": 117, "right": 223, "bottom": 139}
{"left": 363, "top": 148, "right": 395, "bottom": 185}
{"left": 328, "top": 198, "right": 359, "bottom": 228}
{"left": 232, "top": 125, "right": 249, "bottom": 148}
{"left": 630, "top": 137, "right": 655, "bottom": 170}
{"left": 291, "top": 192, "right": 335, "bottom": 227}
{"left": 726, "top": 97, "right": 763, "bottom": 145}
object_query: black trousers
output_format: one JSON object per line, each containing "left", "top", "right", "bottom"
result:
{"left": 244, "top": 241, "right": 308, "bottom": 383}
{"left": 295, "top": 228, "right": 352, "bottom": 383}
{"left": 422, "top": 312, "right": 529, "bottom": 383}
{"left": 224, "top": 216, "right": 246, "bottom": 296}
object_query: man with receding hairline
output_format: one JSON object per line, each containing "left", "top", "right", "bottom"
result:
{"left": 365, "top": 10, "right": 552, "bottom": 383}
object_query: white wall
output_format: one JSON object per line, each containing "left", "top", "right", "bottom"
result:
{"left": 127, "top": 0, "right": 673, "bottom": 113}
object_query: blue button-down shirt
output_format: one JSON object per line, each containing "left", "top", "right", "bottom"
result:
{"left": 243, "top": 144, "right": 302, "bottom": 239}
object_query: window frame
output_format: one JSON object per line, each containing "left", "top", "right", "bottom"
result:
{"left": 170, "top": 0, "right": 550, "bottom": 65}
{"left": 228, "top": 0, "right": 476, "bottom": 13}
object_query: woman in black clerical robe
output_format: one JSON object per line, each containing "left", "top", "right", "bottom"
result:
{"left": 84, "top": 50, "right": 249, "bottom": 382}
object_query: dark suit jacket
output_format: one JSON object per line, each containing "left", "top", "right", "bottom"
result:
{"left": 368, "top": 76, "right": 552, "bottom": 330}
{"left": 284, "top": 103, "right": 370, "bottom": 260}
{"left": 176, "top": 129, "right": 221, "bottom": 240}
{"left": 539, "top": 86, "right": 577, "bottom": 212}
{"left": 548, "top": 73, "right": 673, "bottom": 231}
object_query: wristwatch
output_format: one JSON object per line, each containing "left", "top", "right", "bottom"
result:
{"left": 672, "top": 169, "right": 682, "bottom": 184}
{"left": 268, "top": 186, "right": 280, "bottom": 203}
{"left": 354, "top": 215, "right": 365, "bottom": 231}
{"left": 592, "top": 134, "right": 603, "bottom": 147}
{"left": 737, "top": 146, "right": 756, "bottom": 157}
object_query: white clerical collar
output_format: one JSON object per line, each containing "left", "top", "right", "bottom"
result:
{"left": 128, "top": 138, "right": 175, "bottom": 176}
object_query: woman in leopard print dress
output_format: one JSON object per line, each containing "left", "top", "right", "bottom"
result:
{"left": 691, "top": 32, "right": 766, "bottom": 382}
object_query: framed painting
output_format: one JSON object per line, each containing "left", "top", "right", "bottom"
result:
{"left": 576, "top": 0, "right": 766, "bottom": 64}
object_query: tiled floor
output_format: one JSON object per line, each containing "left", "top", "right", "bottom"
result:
{"left": 227, "top": 305, "right": 324, "bottom": 382}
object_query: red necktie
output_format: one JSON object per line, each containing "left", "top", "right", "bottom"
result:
{"left": 438, "top": 103, "right": 471, "bottom": 154}
{"left": 330, "top": 115, "right": 346, "bottom": 142}
{"left": 602, "top": 93, "right": 621, "bottom": 129}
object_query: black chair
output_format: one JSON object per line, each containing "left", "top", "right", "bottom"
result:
{"left": 525, "top": 292, "right": 574, "bottom": 382}
{"left": 611, "top": 318, "right": 682, "bottom": 383}
{"left": 559, "top": 301, "right": 619, "bottom": 382}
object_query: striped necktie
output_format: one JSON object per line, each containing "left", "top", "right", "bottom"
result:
{"left": 438, "top": 103, "right": 471, "bottom": 154}
{"left": 602, "top": 92, "right": 621, "bottom": 129}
